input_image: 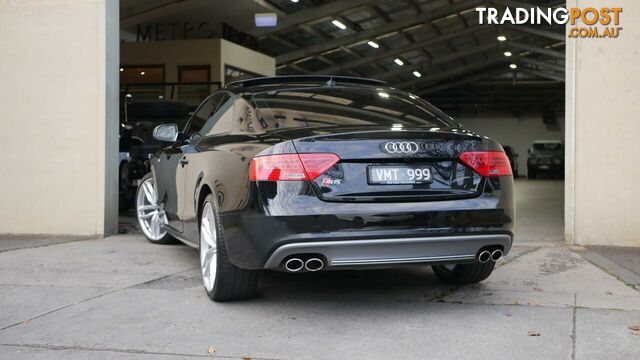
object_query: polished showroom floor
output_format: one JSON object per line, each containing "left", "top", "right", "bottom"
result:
{"left": 1, "top": 180, "right": 639, "bottom": 359}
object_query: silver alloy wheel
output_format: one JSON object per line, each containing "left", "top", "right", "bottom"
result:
{"left": 200, "top": 201, "right": 218, "bottom": 292}
{"left": 136, "top": 177, "right": 168, "bottom": 241}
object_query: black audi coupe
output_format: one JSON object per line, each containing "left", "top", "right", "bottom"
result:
{"left": 136, "top": 76, "right": 515, "bottom": 301}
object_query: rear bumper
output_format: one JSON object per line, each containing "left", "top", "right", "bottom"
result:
{"left": 263, "top": 233, "right": 512, "bottom": 269}
{"left": 220, "top": 176, "right": 514, "bottom": 270}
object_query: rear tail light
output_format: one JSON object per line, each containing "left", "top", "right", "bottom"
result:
{"left": 250, "top": 153, "right": 339, "bottom": 181}
{"left": 459, "top": 151, "right": 512, "bottom": 177}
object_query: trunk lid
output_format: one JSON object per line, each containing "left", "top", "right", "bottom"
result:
{"left": 276, "top": 126, "right": 490, "bottom": 202}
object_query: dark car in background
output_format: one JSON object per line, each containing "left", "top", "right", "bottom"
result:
{"left": 527, "top": 140, "right": 564, "bottom": 178}
{"left": 503, "top": 145, "right": 519, "bottom": 177}
{"left": 136, "top": 76, "right": 515, "bottom": 301}
{"left": 119, "top": 100, "right": 189, "bottom": 210}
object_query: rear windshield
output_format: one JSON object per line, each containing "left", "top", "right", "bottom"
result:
{"left": 533, "top": 143, "right": 563, "bottom": 151}
{"left": 246, "top": 86, "right": 457, "bottom": 131}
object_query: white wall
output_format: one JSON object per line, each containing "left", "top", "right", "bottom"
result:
{"left": 457, "top": 113, "right": 565, "bottom": 176}
{"left": 565, "top": 0, "right": 640, "bottom": 246}
{"left": 0, "top": 0, "right": 119, "bottom": 236}
{"left": 219, "top": 39, "right": 276, "bottom": 83}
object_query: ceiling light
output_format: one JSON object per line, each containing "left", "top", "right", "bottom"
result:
{"left": 409, "top": 94, "right": 418, "bottom": 99}
{"left": 255, "top": 13, "right": 278, "bottom": 27}
{"left": 394, "top": 58, "right": 404, "bottom": 66}
{"left": 140, "top": 71, "right": 146, "bottom": 75}
{"left": 367, "top": 41, "right": 379, "bottom": 49}
{"left": 413, "top": 71, "right": 422, "bottom": 78}
{"left": 119, "top": 68, "right": 123, "bottom": 72}
{"left": 291, "top": 0, "right": 299, "bottom": 2}
{"left": 497, "top": 35, "right": 507, "bottom": 41}
{"left": 504, "top": 51, "right": 512, "bottom": 57}
{"left": 378, "top": 91, "right": 390, "bottom": 98}
{"left": 509, "top": 64, "right": 517, "bottom": 69}
{"left": 331, "top": 19, "right": 347, "bottom": 30}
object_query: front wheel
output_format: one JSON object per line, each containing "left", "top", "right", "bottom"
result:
{"left": 200, "top": 194, "right": 259, "bottom": 302}
{"left": 432, "top": 262, "right": 495, "bottom": 285}
{"left": 136, "top": 174, "right": 174, "bottom": 244}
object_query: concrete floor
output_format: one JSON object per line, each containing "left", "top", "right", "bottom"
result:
{"left": 1, "top": 179, "right": 639, "bottom": 359}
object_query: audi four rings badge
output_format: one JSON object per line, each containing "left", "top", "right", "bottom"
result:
{"left": 383, "top": 142, "right": 419, "bottom": 154}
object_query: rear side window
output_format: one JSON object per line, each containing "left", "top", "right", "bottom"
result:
{"left": 198, "top": 95, "right": 234, "bottom": 136}
{"left": 247, "top": 86, "right": 456, "bottom": 131}
{"left": 184, "top": 94, "right": 222, "bottom": 137}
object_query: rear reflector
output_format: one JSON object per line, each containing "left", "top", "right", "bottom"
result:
{"left": 459, "top": 151, "right": 512, "bottom": 177}
{"left": 250, "top": 153, "right": 339, "bottom": 181}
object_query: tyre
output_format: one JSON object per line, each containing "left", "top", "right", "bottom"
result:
{"left": 199, "top": 193, "right": 259, "bottom": 301}
{"left": 432, "top": 262, "right": 495, "bottom": 285}
{"left": 135, "top": 173, "right": 175, "bottom": 244}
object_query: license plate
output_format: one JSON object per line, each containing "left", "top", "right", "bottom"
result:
{"left": 368, "top": 165, "right": 432, "bottom": 185}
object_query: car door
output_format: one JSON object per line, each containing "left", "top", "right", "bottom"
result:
{"left": 167, "top": 93, "right": 225, "bottom": 237}
{"left": 152, "top": 141, "right": 186, "bottom": 233}
{"left": 153, "top": 94, "right": 221, "bottom": 234}
{"left": 180, "top": 92, "right": 235, "bottom": 242}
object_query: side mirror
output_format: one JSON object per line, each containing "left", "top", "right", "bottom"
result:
{"left": 153, "top": 124, "right": 179, "bottom": 143}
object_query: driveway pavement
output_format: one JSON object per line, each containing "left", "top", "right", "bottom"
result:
{"left": 1, "top": 234, "right": 639, "bottom": 360}
{"left": 3, "top": 180, "right": 639, "bottom": 359}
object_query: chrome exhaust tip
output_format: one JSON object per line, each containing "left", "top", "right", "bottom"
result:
{"left": 284, "top": 258, "right": 304, "bottom": 272}
{"left": 478, "top": 251, "right": 491, "bottom": 263}
{"left": 304, "top": 258, "right": 324, "bottom": 272}
{"left": 491, "top": 249, "right": 504, "bottom": 262}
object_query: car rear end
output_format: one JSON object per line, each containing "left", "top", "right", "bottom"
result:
{"left": 222, "top": 83, "right": 515, "bottom": 272}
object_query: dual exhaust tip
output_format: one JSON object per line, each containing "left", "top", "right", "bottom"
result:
{"left": 479, "top": 249, "right": 503, "bottom": 263}
{"left": 285, "top": 250, "right": 501, "bottom": 271}
{"left": 284, "top": 257, "right": 324, "bottom": 272}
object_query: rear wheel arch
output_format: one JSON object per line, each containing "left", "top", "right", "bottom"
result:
{"left": 196, "top": 183, "right": 213, "bottom": 229}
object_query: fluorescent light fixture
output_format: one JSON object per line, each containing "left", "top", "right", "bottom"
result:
{"left": 367, "top": 41, "right": 379, "bottom": 49}
{"left": 504, "top": 51, "right": 512, "bottom": 57}
{"left": 378, "top": 91, "right": 390, "bottom": 98}
{"left": 497, "top": 35, "right": 507, "bottom": 42}
{"left": 394, "top": 58, "right": 404, "bottom": 66}
{"left": 413, "top": 71, "right": 422, "bottom": 78}
{"left": 255, "top": 13, "right": 278, "bottom": 27}
{"left": 331, "top": 19, "right": 347, "bottom": 30}
{"left": 509, "top": 63, "right": 517, "bottom": 69}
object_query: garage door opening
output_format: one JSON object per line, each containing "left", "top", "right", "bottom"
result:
{"left": 116, "top": 1, "right": 566, "bottom": 244}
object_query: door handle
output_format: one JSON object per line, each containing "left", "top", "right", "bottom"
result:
{"left": 180, "top": 157, "right": 189, "bottom": 166}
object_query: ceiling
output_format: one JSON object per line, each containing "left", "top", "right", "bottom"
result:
{"left": 120, "top": 0, "right": 566, "bottom": 116}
